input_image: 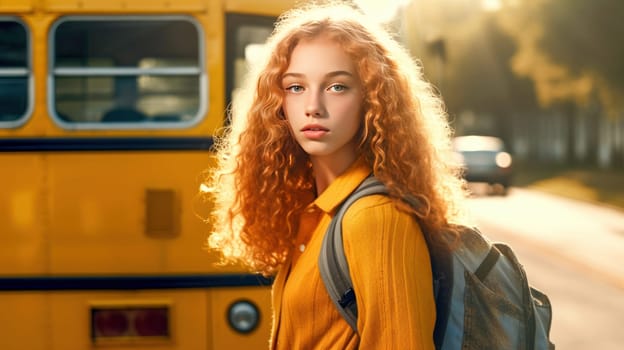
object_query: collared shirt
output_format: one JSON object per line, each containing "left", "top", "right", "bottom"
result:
{"left": 270, "top": 158, "right": 436, "bottom": 349}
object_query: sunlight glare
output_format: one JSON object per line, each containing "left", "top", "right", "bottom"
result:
{"left": 482, "top": 0, "right": 502, "bottom": 12}
{"left": 355, "top": 0, "right": 411, "bottom": 23}
{"left": 199, "top": 183, "right": 210, "bottom": 193}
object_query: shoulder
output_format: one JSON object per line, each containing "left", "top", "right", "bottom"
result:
{"left": 342, "top": 194, "right": 420, "bottom": 231}
{"left": 341, "top": 194, "right": 425, "bottom": 248}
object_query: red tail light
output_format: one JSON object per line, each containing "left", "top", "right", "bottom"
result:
{"left": 134, "top": 308, "right": 169, "bottom": 336}
{"left": 91, "top": 305, "right": 170, "bottom": 342}
{"left": 93, "top": 310, "right": 129, "bottom": 337}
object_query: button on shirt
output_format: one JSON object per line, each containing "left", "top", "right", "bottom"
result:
{"left": 270, "top": 158, "right": 436, "bottom": 349}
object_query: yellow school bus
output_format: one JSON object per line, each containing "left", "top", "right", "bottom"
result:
{"left": 0, "top": 0, "right": 294, "bottom": 349}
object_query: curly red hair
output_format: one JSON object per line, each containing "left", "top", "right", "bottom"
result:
{"left": 205, "top": 3, "right": 469, "bottom": 275}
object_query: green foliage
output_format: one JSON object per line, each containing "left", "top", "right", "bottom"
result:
{"left": 401, "top": 0, "right": 623, "bottom": 117}
{"left": 539, "top": 0, "right": 624, "bottom": 90}
{"left": 499, "top": 0, "right": 624, "bottom": 114}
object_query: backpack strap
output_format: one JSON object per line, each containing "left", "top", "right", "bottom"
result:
{"left": 318, "top": 176, "right": 388, "bottom": 333}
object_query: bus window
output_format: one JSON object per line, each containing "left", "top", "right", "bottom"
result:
{"left": 0, "top": 18, "right": 31, "bottom": 128}
{"left": 50, "top": 17, "right": 205, "bottom": 129}
{"left": 225, "top": 14, "right": 275, "bottom": 109}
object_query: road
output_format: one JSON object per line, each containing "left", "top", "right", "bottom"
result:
{"left": 468, "top": 185, "right": 624, "bottom": 350}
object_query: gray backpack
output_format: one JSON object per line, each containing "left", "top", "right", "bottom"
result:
{"left": 319, "top": 177, "right": 554, "bottom": 349}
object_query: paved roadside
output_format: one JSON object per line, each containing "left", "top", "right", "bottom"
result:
{"left": 469, "top": 187, "right": 624, "bottom": 290}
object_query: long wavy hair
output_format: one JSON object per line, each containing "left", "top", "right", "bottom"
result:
{"left": 204, "top": 2, "right": 469, "bottom": 276}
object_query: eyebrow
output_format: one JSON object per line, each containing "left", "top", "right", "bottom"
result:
{"left": 282, "top": 70, "right": 355, "bottom": 80}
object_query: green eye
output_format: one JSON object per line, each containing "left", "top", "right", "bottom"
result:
{"left": 329, "top": 84, "right": 346, "bottom": 92}
{"left": 286, "top": 85, "right": 304, "bottom": 93}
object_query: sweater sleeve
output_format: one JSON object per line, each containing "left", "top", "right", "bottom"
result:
{"left": 342, "top": 195, "right": 436, "bottom": 350}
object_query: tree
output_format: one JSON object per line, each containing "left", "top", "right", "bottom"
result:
{"left": 497, "top": 0, "right": 624, "bottom": 116}
{"left": 402, "top": 0, "right": 538, "bottom": 140}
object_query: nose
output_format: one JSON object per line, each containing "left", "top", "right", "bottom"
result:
{"left": 305, "top": 90, "right": 323, "bottom": 117}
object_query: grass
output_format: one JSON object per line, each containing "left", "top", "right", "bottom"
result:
{"left": 512, "top": 162, "right": 624, "bottom": 211}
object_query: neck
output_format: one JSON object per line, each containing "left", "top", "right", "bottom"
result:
{"left": 310, "top": 154, "right": 358, "bottom": 195}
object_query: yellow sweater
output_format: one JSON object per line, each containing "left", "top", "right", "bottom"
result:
{"left": 270, "top": 159, "right": 436, "bottom": 349}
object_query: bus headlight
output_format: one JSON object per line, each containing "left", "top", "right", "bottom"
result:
{"left": 227, "top": 300, "right": 260, "bottom": 334}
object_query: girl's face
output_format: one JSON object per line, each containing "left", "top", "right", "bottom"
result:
{"left": 281, "top": 35, "right": 364, "bottom": 167}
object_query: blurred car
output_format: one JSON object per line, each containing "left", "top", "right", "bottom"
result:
{"left": 453, "top": 135, "right": 513, "bottom": 194}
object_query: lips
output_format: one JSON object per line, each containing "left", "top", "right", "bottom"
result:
{"left": 301, "top": 124, "right": 329, "bottom": 139}
{"left": 301, "top": 124, "right": 329, "bottom": 132}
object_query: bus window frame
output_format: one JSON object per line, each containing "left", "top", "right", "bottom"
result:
{"left": 225, "top": 13, "right": 276, "bottom": 111}
{"left": 47, "top": 15, "right": 208, "bottom": 131}
{"left": 0, "top": 16, "right": 33, "bottom": 129}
